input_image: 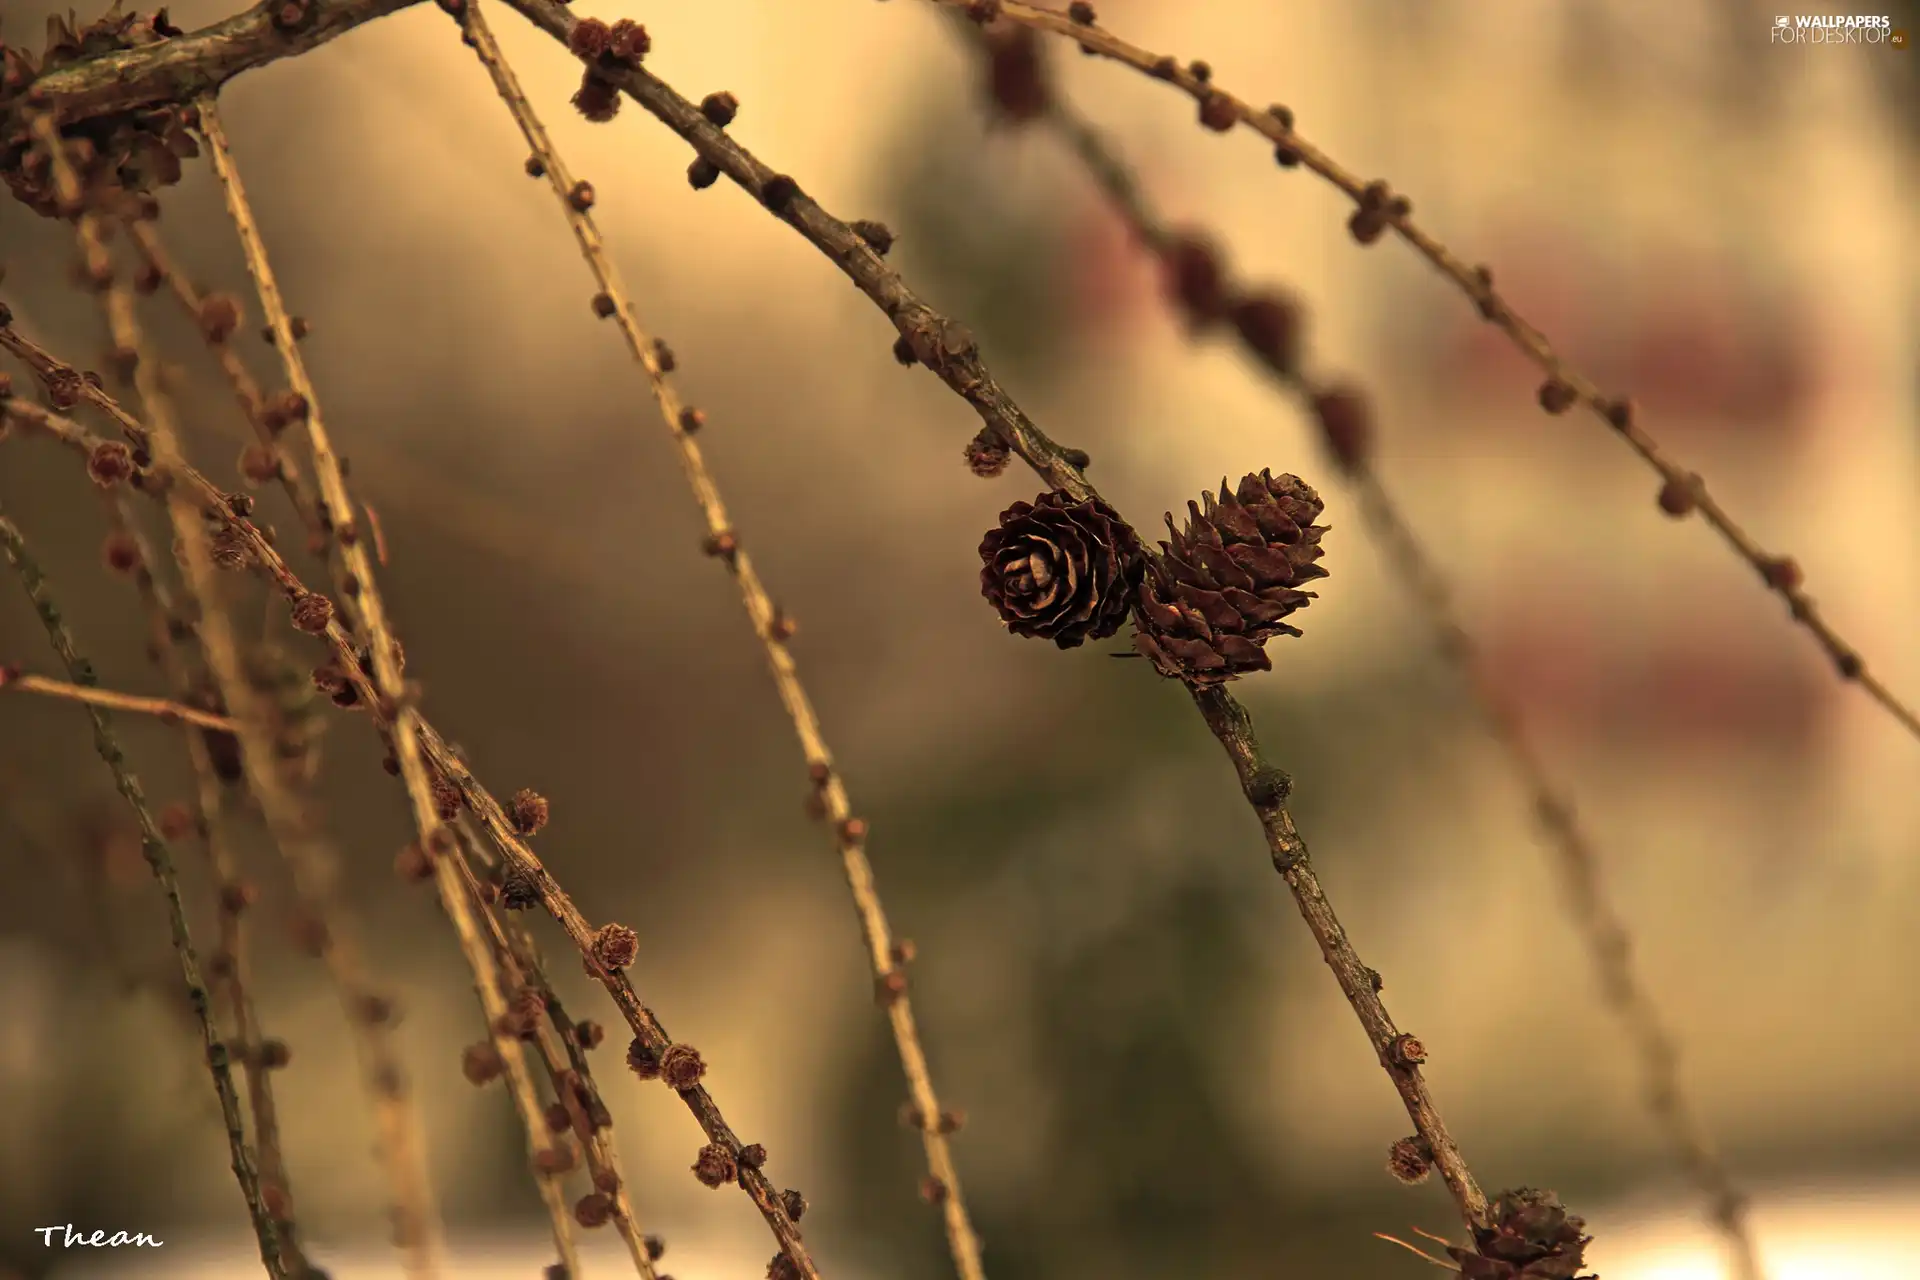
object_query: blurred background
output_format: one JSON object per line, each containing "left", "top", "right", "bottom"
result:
{"left": 1, "top": 0, "right": 1916, "bottom": 1277}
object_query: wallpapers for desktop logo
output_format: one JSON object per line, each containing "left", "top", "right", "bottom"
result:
{"left": 1771, "top": 14, "right": 1907, "bottom": 46}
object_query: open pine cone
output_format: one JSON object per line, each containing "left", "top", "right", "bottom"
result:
{"left": 1447, "top": 1189, "right": 1596, "bottom": 1280}
{"left": 978, "top": 491, "right": 1145, "bottom": 649}
{"left": 1132, "top": 470, "right": 1328, "bottom": 683}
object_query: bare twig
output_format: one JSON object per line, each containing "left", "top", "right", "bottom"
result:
{"left": 452, "top": 822, "right": 659, "bottom": 1279}
{"left": 101, "top": 493, "right": 313, "bottom": 1274}
{"left": 1019, "top": 83, "right": 1765, "bottom": 1280}
{"left": 0, "top": 667, "right": 238, "bottom": 732}
{"left": 0, "top": 501, "right": 288, "bottom": 1280}
{"left": 447, "top": 4, "right": 985, "bottom": 1276}
{"left": 8, "top": 119, "right": 450, "bottom": 1276}
{"left": 915, "top": 0, "right": 1918, "bottom": 747}
{"left": 0, "top": 330, "right": 822, "bottom": 1280}
{"left": 193, "top": 98, "right": 582, "bottom": 1280}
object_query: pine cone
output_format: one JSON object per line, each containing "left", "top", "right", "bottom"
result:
{"left": 1447, "top": 1189, "right": 1596, "bottom": 1280}
{"left": 979, "top": 491, "right": 1145, "bottom": 649}
{"left": 1132, "top": 470, "right": 1327, "bottom": 684}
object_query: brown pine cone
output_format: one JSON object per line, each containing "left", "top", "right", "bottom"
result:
{"left": 1447, "top": 1189, "right": 1596, "bottom": 1280}
{"left": 979, "top": 492, "right": 1145, "bottom": 649}
{"left": 1132, "top": 470, "right": 1328, "bottom": 684}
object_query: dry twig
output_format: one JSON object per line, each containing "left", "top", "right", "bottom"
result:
{"left": 194, "top": 98, "right": 584, "bottom": 1280}
{"left": 447, "top": 4, "right": 986, "bottom": 1276}
{"left": 0, "top": 667, "right": 238, "bottom": 732}
{"left": 1017, "top": 81, "right": 1764, "bottom": 1280}
{"left": 0, "top": 501, "right": 288, "bottom": 1280}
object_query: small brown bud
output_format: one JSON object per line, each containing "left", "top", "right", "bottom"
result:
{"left": 289, "top": 592, "right": 333, "bottom": 634}
{"left": 679, "top": 407, "right": 705, "bottom": 433}
{"left": 567, "top": 17, "right": 610, "bottom": 57}
{"left": 430, "top": 775, "right": 463, "bottom": 820}
{"left": 573, "top": 1020, "right": 605, "bottom": 1049}
{"left": 1657, "top": 474, "right": 1701, "bottom": 518}
{"left": 501, "top": 866, "right": 540, "bottom": 911}
{"left": 1160, "top": 233, "right": 1227, "bottom": 325}
{"left": 659, "top": 1043, "right": 707, "bottom": 1090}
{"left": 850, "top": 219, "right": 895, "bottom": 255}
{"left": 525, "top": 155, "right": 547, "bottom": 179}
{"left": 593, "top": 1167, "right": 621, "bottom": 1194}
{"left": 937, "top": 1109, "right": 966, "bottom": 1134}
{"left": 1386, "top": 1135, "right": 1434, "bottom": 1185}
{"left": 198, "top": 293, "right": 243, "bottom": 343}
{"left": 838, "top": 817, "right": 867, "bottom": 844}
{"left": 1311, "top": 384, "right": 1373, "bottom": 474}
{"left": 1602, "top": 397, "right": 1636, "bottom": 431}
{"left": 691, "top": 1143, "right": 737, "bottom": 1189}
{"left": 652, "top": 340, "right": 677, "bottom": 372}
{"left": 1760, "top": 557, "right": 1802, "bottom": 592}
{"left": 964, "top": 428, "right": 1011, "bottom": 477}
{"left": 876, "top": 969, "right": 908, "bottom": 1004}
{"left": 258, "top": 1039, "right": 292, "bottom": 1069}
{"left": 461, "top": 1041, "right": 505, "bottom": 1085}
{"left": 780, "top": 1188, "right": 807, "bottom": 1221}
{"left": 573, "top": 1192, "right": 613, "bottom": 1228}
{"left": 767, "top": 609, "right": 796, "bottom": 642}
{"left": 738, "top": 1143, "right": 767, "bottom": 1170}
{"left": 537, "top": 1146, "right": 578, "bottom": 1175}
{"left": 1227, "top": 292, "right": 1301, "bottom": 374}
{"left": 1385, "top": 1033, "right": 1426, "bottom": 1067}
{"left": 643, "top": 1236, "right": 666, "bottom": 1261}
{"left": 761, "top": 174, "right": 800, "bottom": 214}
{"left": 889, "top": 938, "right": 916, "bottom": 966}
{"left": 687, "top": 156, "right": 721, "bottom": 190}
{"left": 568, "top": 181, "right": 595, "bottom": 212}
{"left": 509, "top": 788, "right": 550, "bottom": 835}
{"left": 919, "top": 1176, "right": 949, "bottom": 1205}
{"left": 1198, "top": 92, "right": 1236, "bottom": 132}
{"left": 606, "top": 18, "right": 649, "bottom": 63}
{"left": 103, "top": 531, "right": 141, "bottom": 573}
{"left": 544, "top": 1102, "right": 571, "bottom": 1133}
{"left": 1537, "top": 378, "right": 1578, "bottom": 415}
{"left": 590, "top": 923, "right": 639, "bottom": 971}
{"left": 591, "top": 291, "right": 617, "bottom": 318}
{"left": 572, "top": 71, "right": 620, "bottom": 123}
{"left": 702, "top": 530, "right": 738, "bottom": 561}
{"left": 239, "top": 444, "right": 280, "bottom": 484}
{"left": 626, "top": 1037, "right": 661, "bottom": 1080}
{"left": 88, "top": 441, "right": 135, "bottom": 487}
{"left": 699, "top": 92, "right": 739, "bottom": 126}
{"left": 219, "top": 881, "right": 258, "bottom": 914}
{"left": 1067, "top": 0, "right": 1095, "bottom": 21}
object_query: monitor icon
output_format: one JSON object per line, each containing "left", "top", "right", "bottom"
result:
{"left": 1774, "top": 14, "right": 1790, "bottom": 25}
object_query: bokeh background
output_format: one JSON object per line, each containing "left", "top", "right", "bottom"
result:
{"left": 1, "top": 0, "right": 1916, "bottom": 1277}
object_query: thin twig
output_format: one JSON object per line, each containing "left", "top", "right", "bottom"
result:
{"left": 8, "top": 120, "right": 449, "bottom": 1276}
{"left": 0, "top": 501, "right": 288, "bottom": 1280}
{"left": 448, "top": 5, "right": 985, "bottom": 1277}
{"left": 0, "top": 668, "right": 239, "bottom": 732}
{"left": 452, "top": 823, "right": 657, "bottom": 1279}
{"left": 101, "top": 493, "right": 313, "bottom": 1274}
{"left": 2, "top": 365, "right": 823, "bottom": 1280}
{"left": 193, "top": 99, "right": 582, "bottom": 1280}
{"left": 916, "top": 0, "right": 1918, "bottom": 747}
{"left": 1023, "top": 83, "right": 1765, "bottom": 1280}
